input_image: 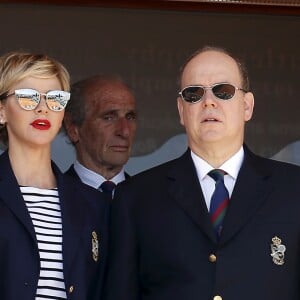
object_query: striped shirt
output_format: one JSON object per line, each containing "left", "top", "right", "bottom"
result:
{"left": 21, "top": 186, "right": 67, "bottom": 300}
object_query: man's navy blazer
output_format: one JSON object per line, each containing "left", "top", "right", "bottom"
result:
{"left": 0, "top": 151, "right": 109, "bottom": 300}
{"left": 104, "top": 146, "right": 300, "bottom": 300}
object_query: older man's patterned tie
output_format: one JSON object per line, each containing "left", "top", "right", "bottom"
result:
{"left": 208, "top": 169, "right": 229, "bottom": 236}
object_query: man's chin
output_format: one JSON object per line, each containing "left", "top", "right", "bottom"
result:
{"left": 107, "top": 156, "right": 129, "bottom": 167}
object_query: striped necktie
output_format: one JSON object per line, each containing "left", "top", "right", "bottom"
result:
{"left": 208, "top": 169, "right": 229, "bottom": 236}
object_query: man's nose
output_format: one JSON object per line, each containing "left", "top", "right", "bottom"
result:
{"left": 202, "top": 89, "right": 218, "bottom": 108}
{"left": 116, "top": 118, "right": 130, "bottom": 137}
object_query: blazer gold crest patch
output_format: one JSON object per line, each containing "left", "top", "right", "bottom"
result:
{"left": 92, "top": 231, "right": 99, "bottom": 262}
{"left": 270, "top": 236, "right": 286, "bottom": 265}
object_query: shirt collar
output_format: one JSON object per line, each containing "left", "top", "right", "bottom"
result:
{"left": 73, "top": 160, "right": 126, "bottom": 189}
{"left": 191, "top": 146, "right": 244, "bottom": 181}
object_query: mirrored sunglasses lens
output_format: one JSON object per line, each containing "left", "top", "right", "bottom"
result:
{"left": 46, "top": 91, "right": 70, "bottom": 111}
{"left": 15, "top": 89, "right": 39, "bottom": 110}
{"left": 212, "top": 84, "right": 235, "bottom": 100}
{"left": 182, "top": 86, "right": 204, "bottom": 103}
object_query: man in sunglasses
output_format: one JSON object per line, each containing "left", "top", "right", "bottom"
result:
{"left": 104, "top": 46, "right": 300, "bottom": 300}
{"left": 63, "top": 75, "right": 137, "bottom": 196}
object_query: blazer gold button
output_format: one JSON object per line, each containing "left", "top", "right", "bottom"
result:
{"left": 209, "top": 254, "right": 217, "bottom": 262}
{"left": 213, "top": 296, "right": 222, "bottom": 300}
{"left": 68, "top": 285, "right": 74, "bottom": 293}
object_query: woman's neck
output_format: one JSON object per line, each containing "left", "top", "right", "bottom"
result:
{"left": 8, "top": 146, "right": 56, "bottom": 189}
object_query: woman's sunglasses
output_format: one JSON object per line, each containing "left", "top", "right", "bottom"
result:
{"left": 179, "top": 83, "right": 247, "bottom": 103}
{"left": 0, "top": 88, "right": 70, "bottom": 111}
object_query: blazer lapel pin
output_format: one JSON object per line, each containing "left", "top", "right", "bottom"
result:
{"left": 92, "top": 230, "right": 99, "bottom": 262}
{"left": 270, "top": 236, "right": 286, "bottom": 265}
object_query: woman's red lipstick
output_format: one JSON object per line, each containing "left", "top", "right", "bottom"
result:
{"left": 30, "top": 119, "right": 51, "bottom": 130}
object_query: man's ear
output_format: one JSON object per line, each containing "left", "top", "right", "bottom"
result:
{"left": 63, "top": 115, "right": 79, "bottom": 143}
{"left": 177, "top": 97, "right": 185, "bottom": 126}
{"left": 243, "top": 92, "right": 254, "bottom": 122}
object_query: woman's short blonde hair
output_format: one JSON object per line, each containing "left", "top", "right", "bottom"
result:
{"left": 0, "top": 51, "right": 70, "bottom": 95}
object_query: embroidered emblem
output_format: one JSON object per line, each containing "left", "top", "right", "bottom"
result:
{"left": 270, "top": 236, "right": 286, "bottom": 265}
{"left": 92, "top": 231, "right": 99, "bottom": 262}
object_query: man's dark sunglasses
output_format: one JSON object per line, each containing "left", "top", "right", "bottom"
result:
{"left": 179, "top": 83, "right": 247, "bottom": 103}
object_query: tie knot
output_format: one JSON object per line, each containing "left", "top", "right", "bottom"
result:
{"left": 99, "top": 180, "right": 116, "bottom": 193}
{"left": 208, "top": 169, "right": 226, "bottom": 182}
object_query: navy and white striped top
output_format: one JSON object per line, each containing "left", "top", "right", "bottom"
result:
{"left": 21, "top": 186, "right": 67, "bottom": 300}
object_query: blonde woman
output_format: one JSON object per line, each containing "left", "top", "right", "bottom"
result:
{"left": 0, "top": 51, "right": 109, "bottom": 300}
